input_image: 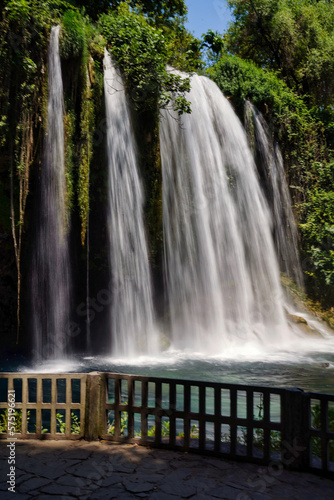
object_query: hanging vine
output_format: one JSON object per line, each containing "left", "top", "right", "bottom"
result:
{"left": 78, "top": 60, "right": 94, "bottom": 246}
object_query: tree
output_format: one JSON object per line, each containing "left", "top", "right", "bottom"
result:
{"left": 225, "top": 0, "right": 334, "bottom": 106}
{"left": 70, "top": 0, "right": 187, "bottom": 23}
{"left": 98, "top": 3, "right": 191, "bottom": 114}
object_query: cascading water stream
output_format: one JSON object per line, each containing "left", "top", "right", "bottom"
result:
{"left": 104, "top": 50, "right": 158, "bottom": 357}
{"left": 245, "top": 101, "right": 303, "bottom": 289}
{"left": 31, "top": 26, "right": 70, "bottom": 360}
{"left": 160, "top": 72, "right": 297, "bottom": 354}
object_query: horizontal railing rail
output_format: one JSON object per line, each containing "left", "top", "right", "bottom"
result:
{"left": 0, "top": 372, "right": 333, "bottom": 478}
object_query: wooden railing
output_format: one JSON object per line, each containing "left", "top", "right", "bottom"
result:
{"left": 0, "top": 372, "right": 333, "bottom": 478}
{"left": 0, "top": 373, "right": 86, "bottom": 439}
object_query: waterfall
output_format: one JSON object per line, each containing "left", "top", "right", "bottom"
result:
{"left": 160, "top": 72, "right": 293, "bottom": 353}
{"left": 31, "top": 26, "right": 70, "bottom": 359}
{"left": 245, "top": 101, "right": 303, "bottom": 288}
{"left": 104, "top": 50, "right": 158, "bottom": 356}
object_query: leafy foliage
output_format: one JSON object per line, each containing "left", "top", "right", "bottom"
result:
{"left": 60, "top": 9, "right": 86, "bottom": 59}
{"left": 311, "top": 403, "right": 334, "bottom": 460}
{"left": 99, "top": 3, "right": 191, "bottom": 114}
{"left": 71, "top": 0, "right": 187, "bottom": 24}
{"left": 0, "top": 409, "right": 27, "bottom": 433}
{"left": 211, "top": 55, "right": 324, "bottom": 187}
{"left": 211, "top": 54, "right": 334, "bottom": 304}
{"left": 299, "top": 163, "right": 334, "bottom": 301}
{"left": 164, "top": 17, "right": 203, "bottom": 73}
{"left": 107, "top": 410, "right": 128, "bottom": 436}
{"left": 56, "top": 411, "right": 81, "bottom": 433}
{"left": 225, "top": 0, "right": 334, "bottom": 107}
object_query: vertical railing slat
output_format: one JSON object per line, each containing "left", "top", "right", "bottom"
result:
{"left": 263, "top": 391, "right": 270, "bottom": 462}
{"left": 214, "top": 386, "right": 221, "bottom": 453}
{"left": 247, "top": 390, "right": 253, "bottom": 458}
{"left": 127, "top": 378, "right": 134, "bottom": 439}
{"left": 35, "top": 377, "right": 42, "bottom": 436}
{"left": 7, "top": 376, "right": 14, "bottom": 392}
{"left": 141, "top": 380, "right": 148, "bottom": 441}
{"left": 199, "top": 385, "right": 205, "bottom": 451}
{"left": 184, "top": 383, "right": 191, "bottom": 449}
{"left": 155, "top": 381, "right": 162, "bottom": 445}
{"left": 80, "top": 377, "right": 86, "bottom": 437}
{"left": 21, "top": 377, "right": 28, "bottom": 436}
{"left": 51, "top": 378, "right": 57, "bottom": 436}
{"left": 114, "top": 377, "right": 121, "bottom": 439}
{"left": 230, "top": 388, "right": 237, "bottom": 456}
{"left": 169, "top": 382, "right": 176, "bottom": 447}
{"left": 65, "top": 378, "right": 71, "bottom": 438}
{"left": 321, "top": 399, "right": 328, "bottom": 472}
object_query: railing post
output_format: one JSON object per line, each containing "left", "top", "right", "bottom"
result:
{"left": 281, "top": 388, "right": 309, "bottom": 471}
{"left": 85, "top": 372, "right": 105, "bottom": 441}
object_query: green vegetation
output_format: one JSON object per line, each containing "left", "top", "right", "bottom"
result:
{"left": 247, "top": 395, "right": 280, "bottom": 452}
{"left": 99, "top": 3, "right": 191, "bottom": 114}
{"left": 0, "top": 409, "right": 25, "bottom": 433}
{"left": 209, "top": 0, "right": 334, "bottom": 310}
{"left": 106, "top": 411, "right": 195, "bottom": 439}
{"left": 0, "top": 0, "right": 203, "bottom": 343}
{"left": 299, "top": 163, "right": 334, "bottom": 303}
{"left": 0, "top": 409, "right": 80, "bottom": 434}
{"left": 1, "top": 0, "right": 334, "bottom": 342}
{"left": 148, "top": 420, "right": 170, "bottom": 437}
{"left": 224, "top": 0, "right": 334, "bottom": 107}
{"left": 311, "top": 403, "right": 334, "bottom": 460}
{"left": 107, "top": 411, "right": 128, "bottom": 436}
{"left": 56, "top": 411, "right": 81, "bottom": 434}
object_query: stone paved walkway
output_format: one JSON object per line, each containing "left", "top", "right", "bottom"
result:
{"left": 0, "top": 440, "right": 333, "bottom": 499}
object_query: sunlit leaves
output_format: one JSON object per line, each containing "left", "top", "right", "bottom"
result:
{"left": 99, "top": 4, "right": 191, "bottom": 113}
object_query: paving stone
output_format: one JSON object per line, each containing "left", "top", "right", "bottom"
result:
{"left": 294, "top": 489, "right": 334, "bottom": 500}
{"left": 112, "top": 463, "right": 137, "bottom": 473}
{"left": 19, "top": 464, "right": 64, "bottom": 480}
{"left": 183, "top": 477, "right": 218, "bottom": 491}
{"left": 123, "top": 480, "right": 154, "bottom": 493}
{"left": 15, "top": 473, "right": 34, "bottom": 485}
{"left": 56, "top": 473, "right": 90, "bottom": 486}
{"left": 191, "top": 496, "right": 219, "bottom": 500}
{"left": 56, "top": 449, "right": 92, "bottom": 460}
{"left": 136, "top": 461, "right": 169, "bottom": 472}
{"left": 13, "top": 468, "right": 30, "bottom": 478}
{"left": 164, "top": 468, "right": 193, "bottom": 482}
{"left": 203, "top": 458, "right": 237, "bottom": 470}
{"left": 150, "top": 449, "right": 181, "bottom": 460}
{"left": 2, "top": 440, "right": 333, "bottom": 500}
{"left": 0, "top": 492, "right": 30, "bottom": 500}
{"left": 17, "top": 477, "right": 52, "bottom": 494}
{"left": 208, "top": 484, "right": 244, "bottom": 499}
{"left": 149, "top": 493, "right": 179, "bottom": 500}
{"left": 99, "top": 473, "right": 126, "bottom": 487}
{"left": 33, "top": 496, "right": 74, "bottom": 500}
{"left": 66, "top": 462, "right": 103, "bottom": 480}
{"left": 0, "top": 482, "right": 9, "bottom": 491}
{"left": 124, "top": 473, "right": 163, "bottom": 484}
{"left": 159, "top": 481, "right": 197, "bottom": 497}
{"left": 40, "top": 482, "right": 91, "bottom": 496}
{"left": 116, "top": 493, "right": 145, "bottom": 500}
{"left": 247, "top": 492, "right": 270, "bottom": 500}
{"left": 76, "top": 456, "right": 115, "bottom": 472}
{"left": 226, "top": 478, "right": 261, "bottom": 490}
{"left": 90, "top": 486, "right": 126, "bottom": 500}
